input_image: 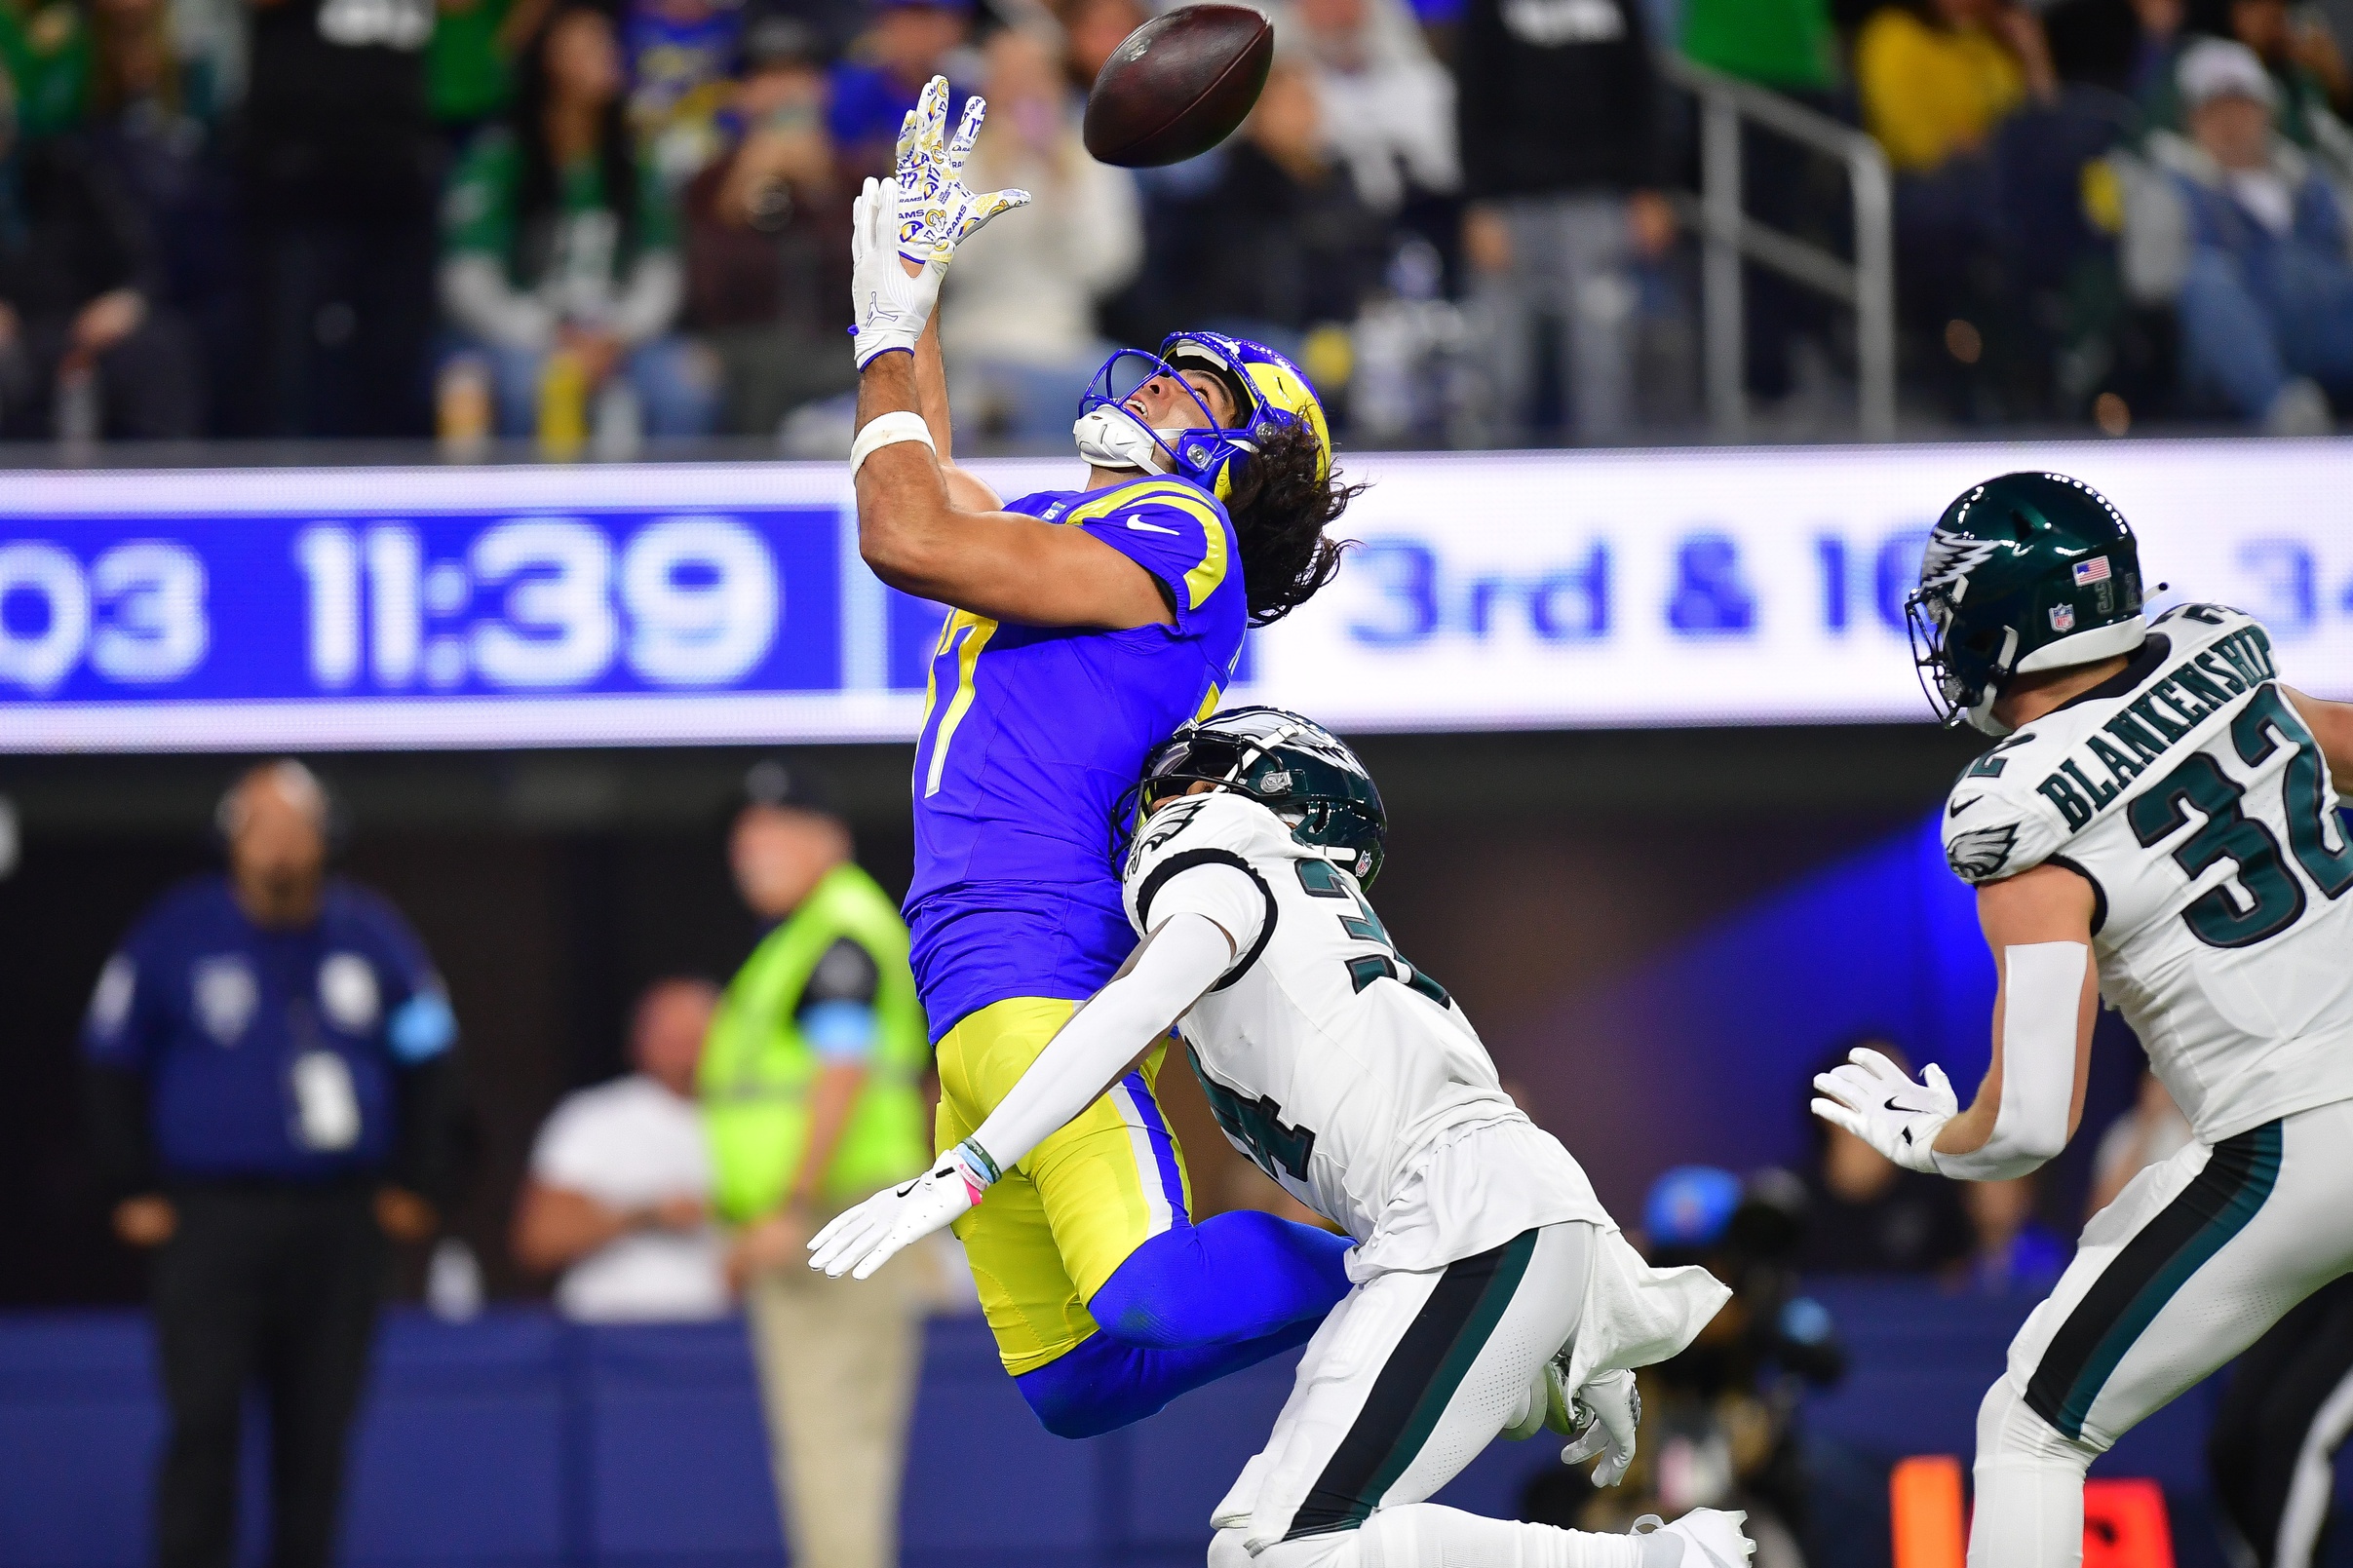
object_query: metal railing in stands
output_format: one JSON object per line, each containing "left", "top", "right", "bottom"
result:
{"left": 1662, "top": 56, "right": 1898, "bottom": 442}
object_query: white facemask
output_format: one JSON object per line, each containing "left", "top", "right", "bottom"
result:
{"left": 1073, "top": 403, "right": 1176, "bottom": 473}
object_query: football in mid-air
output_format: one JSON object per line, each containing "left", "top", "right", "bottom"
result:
{"left": 1082, "top": 4, "right": 1275, "bottom": 169}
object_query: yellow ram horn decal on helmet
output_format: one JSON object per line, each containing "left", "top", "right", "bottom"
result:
{"left": 1244, "top": 361, "right": 1331, "bottom": 483}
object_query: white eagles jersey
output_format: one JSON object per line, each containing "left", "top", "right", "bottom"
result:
{"left": 1121, "top": 789, "right": 1608, "bottom": 1280}
{"left": 1941, "top": 604, "right": 2353, "bottom": 1142}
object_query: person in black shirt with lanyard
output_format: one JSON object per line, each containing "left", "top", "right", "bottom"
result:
{"left": 83, "top": 761, "right": 460, "bottom": 1568}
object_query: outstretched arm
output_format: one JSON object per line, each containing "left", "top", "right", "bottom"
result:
{"left": 1814, "top": 861, "right": 2098, "bottom": 1179}
{"left": 808, "top": 910, "right": 1237, "bottom": 1280}
{"left": 906, "top": 309, "right": 1006, "bottom": 514}
{"left": 843, "top": 81, "right": 1161, "bottom": 628}
{"left": 969, "top": 915, "right": 1231, "bottom": 1170}
{"left": 854, "top": 347, "right": 1169, "bottom": 628}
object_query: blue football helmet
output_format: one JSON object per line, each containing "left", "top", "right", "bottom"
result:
{"left": 1072, "top": 330, "right": 1331, "bottom": 500}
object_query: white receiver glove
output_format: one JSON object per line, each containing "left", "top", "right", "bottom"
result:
{"left": 1810, "top": 1046, "right": 1958, "bottom": 1176}
{"left": 849, "top": 173, "right": 944, "bottom": 369}
{"left": 809, "top": 1141, "right": 996, "bottom": 1280}
{"left": 1560, "top": 1367, "right": 1641, "bottom": 1487}
{"left": 893, "top": 76, "right": 1031, "bottom": 265}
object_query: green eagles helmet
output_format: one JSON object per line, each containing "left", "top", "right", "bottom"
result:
{"left": 1906, "top": 472, "right": 2148, "bottom": 736}
{"left": 1123, "top": 706, "right": 1388, "bottom": 885}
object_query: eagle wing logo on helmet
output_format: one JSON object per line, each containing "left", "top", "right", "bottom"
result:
{"left": 1948, "top": 823, "right": 2022, "bottom": 883}
{"left": 1920, "top": 528, "right": 2002, "bottom": 593}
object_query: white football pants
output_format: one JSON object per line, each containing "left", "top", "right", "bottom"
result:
{"left": 1972, "top": 1099, "right": 2353, "bottom": 1568}
{"left": 1206, "top": 1221, "right": 1675, "bottom": 1568}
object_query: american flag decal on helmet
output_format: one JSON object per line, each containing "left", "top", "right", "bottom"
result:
{"left": 2073, "top": 556, "right": 2112, "bottom": 586}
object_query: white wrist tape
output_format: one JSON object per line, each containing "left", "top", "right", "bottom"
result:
{"left": 1934, "top": 941, "right": 2087, "bottom": 1180}
{"left": 850, "top": 411, "right": 937, "bottom": 478}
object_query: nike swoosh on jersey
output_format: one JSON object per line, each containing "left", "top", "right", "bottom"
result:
{"left": 1126, "top": 516, "right": 1181, "bottom": 535}
{"left": 1949, "top": 796, "right": 1982, "bottom": 818}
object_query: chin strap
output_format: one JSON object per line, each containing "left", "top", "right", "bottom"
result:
{"left": 1965, "top": 691, "right": 2016, "bottom": 737}
{"left": 1074, "top": 404, "right": 1175, "bottom": 474}
{"left": 1963, "top": 625, "right": 2023, "bottom": 736}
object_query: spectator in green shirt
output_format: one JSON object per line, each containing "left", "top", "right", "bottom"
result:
{"left": 427, "top": 0, "right": 552, "bottom": 137}
{"left": 437, "top": 1, "right": 718, "bottom": 436}
{"left": 1681, "top": 0, "right": 1837, "bottom": 91}
{"left": 1678, "top": 0, "right": 1840, "bottom": 402}
{"left": 0, "top": 0, "right": 90, "bottom": 138}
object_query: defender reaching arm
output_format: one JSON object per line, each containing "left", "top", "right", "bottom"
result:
{"left": 809, "top": 899, "right": 1245, "bottom": 1280}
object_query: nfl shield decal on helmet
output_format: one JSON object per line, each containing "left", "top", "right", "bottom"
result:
{"left": 2050, "top": 603, "right": 2076, "bottom": 631}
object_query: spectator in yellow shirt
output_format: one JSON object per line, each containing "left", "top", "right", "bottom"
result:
{"left": 1856, "top": 0, "right": 2058, "bottom": 415}
{"left": 1856, "top": 0, "right": 2056, "bottom": 175}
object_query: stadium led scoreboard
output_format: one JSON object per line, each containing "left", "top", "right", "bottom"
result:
{"left": 2, "top": 442, "right": 2348, "bottom": 750}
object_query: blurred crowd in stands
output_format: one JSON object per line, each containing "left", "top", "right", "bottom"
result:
{"left": 6, "top": 0, "right": 2353, "bottom": 445}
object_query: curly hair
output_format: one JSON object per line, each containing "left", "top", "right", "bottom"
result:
{"left": 1224, "top": 422, "right": 1364, "bottom": 626}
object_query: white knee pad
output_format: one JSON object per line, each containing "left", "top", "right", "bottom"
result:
{"left": 1210, "top": 1527, "right": 1259, "bottom": 1568}
{"left": 1969, "top": 1378, "right": 2101, "bottom": 1568}
{"left": 1976, "top": 1377, "right": 2101, "bottom": 1472}
{"left": 1227, "top": 1529, "right": 1355, "bottom": 1568}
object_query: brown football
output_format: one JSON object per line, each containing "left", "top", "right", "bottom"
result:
{"left": 1082, "top": 4, "right": 1275, "bottom": 169}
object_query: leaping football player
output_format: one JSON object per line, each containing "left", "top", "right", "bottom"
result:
{"left": 824, "top": 80, "right": 1367, "bottom": 1434}
{"left": 814, "top": 708, "right": 1750, "bottom": 1568}
{"left": 1813, "top": 473, "right": 2353, "bottom": 1567}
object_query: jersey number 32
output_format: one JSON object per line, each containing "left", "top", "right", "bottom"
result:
{"left": 2130, "top": 686, "right": 2353, "bottom": 948}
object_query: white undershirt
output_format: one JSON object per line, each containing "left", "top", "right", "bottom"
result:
{"left": 2228, "top": 168, "right": 2297, "bottom": 237}
{"left": 529, "top": 1075, "right": 728, "bottom": 1322}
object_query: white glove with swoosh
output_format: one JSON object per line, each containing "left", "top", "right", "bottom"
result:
{"left": 1810, "top": 1046, "right": 1957, "bottom": 1175}
{"left": 809, "top": 1141, "right": 994, "bottom": 1280}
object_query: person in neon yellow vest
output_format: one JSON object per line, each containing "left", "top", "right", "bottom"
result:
{"left": 701, "top": 760, "right": 929, "bottom": 1568}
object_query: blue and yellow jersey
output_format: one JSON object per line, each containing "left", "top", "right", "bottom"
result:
{"left": 906, "top": 474, "right": 1247, "bottom": 1041}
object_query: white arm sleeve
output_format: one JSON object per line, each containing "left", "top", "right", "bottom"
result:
{"left": 1140, "top": 860, "right": 1268, "bottom": 956}
{"left": 440, "top": 253, "right": 554, "bottom": 351}
{"left": 1933, "top": 941, "right": 2088, "bottom": 1180}
{"left": 606, "top": 250, "right": 684, "bottom": 345}
{"left": 961, "top": 912, "right": 1233, "bottom": 1177}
